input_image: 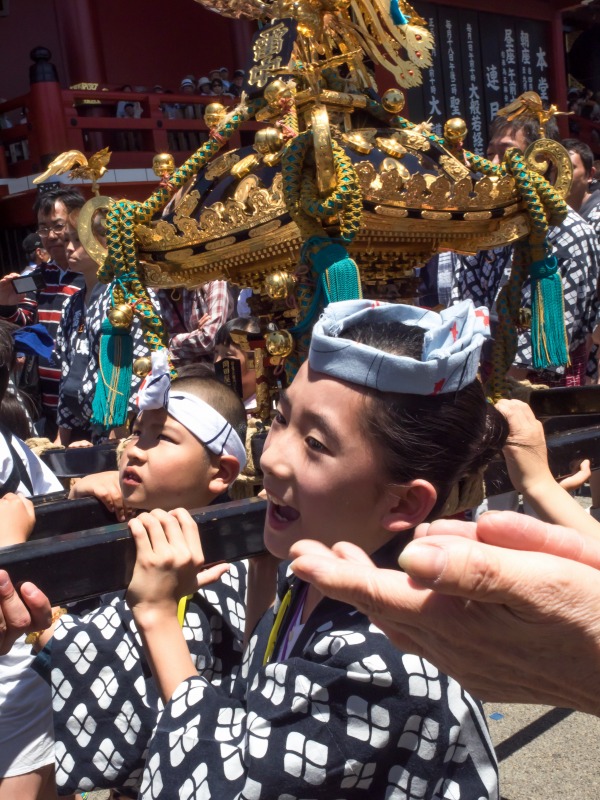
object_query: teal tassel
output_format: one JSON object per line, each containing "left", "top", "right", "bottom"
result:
{"left": 310, "top": 242, "right": 362, "bottom": 304}
{"left": 91, "top": 318, "right": 133, "bottom": 429}
{"left": 390, "top": 0, "right": 408, "bottom": 25}
{"left": 529, "top": 254, "right": 569, "bottom": 369}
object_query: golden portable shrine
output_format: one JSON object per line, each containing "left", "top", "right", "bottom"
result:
{"left": 38, "top": 0, "right": 574, "bottom": 421}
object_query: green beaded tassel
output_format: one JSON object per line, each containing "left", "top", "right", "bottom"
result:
{"left": 91, "top": 318, "right": 133, "bottom": 429}
{"left": 530, "top": 254, "right": 569, "bottom": 369}
{"left": 312, "top": 242, "right": 362, "bottom": 304}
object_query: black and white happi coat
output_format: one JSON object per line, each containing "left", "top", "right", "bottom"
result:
{"left": 49, "top": 562, "right": 248, "bottom": 796}
{"left": 138, "top": 567, "right": 498, "bottom": 800}
{"left": 450, "top": 208, "right": 600, "bottom": 376}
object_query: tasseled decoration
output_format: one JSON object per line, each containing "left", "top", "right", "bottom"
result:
{"left": 529, "top": 253, "right": 570, "bottom": 369}
{"left": 311, "top": 241, "right": 362, "bottom": 304}
{"left": 390, "top": 0, "right": 409, "bottom": 25}
{"left": 91, "top": 319, "right": 133, "bottom": 429}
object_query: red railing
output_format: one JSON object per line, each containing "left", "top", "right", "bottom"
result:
{"left": 0, "top": 88, "right": 261, "bottom": 180}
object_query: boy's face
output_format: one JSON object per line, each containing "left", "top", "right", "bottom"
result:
{"left": 260, "top": 362, "right": 396, "bottom": 559}
{"left": 119, "top": 408, "right": 214, "bottom": 511}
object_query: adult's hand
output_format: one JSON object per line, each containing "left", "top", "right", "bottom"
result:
{"left": 0, "top": 272, "right": 25, "bottom": 306}
{"left": 290, "top": 512, "right": 600, "bottom": 715}
{"left": 0, "top": 571, "right": 52, "bottom": 655}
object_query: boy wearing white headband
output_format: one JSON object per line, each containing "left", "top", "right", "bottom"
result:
{"left": 39, "top": 362, "right": 256, "bottom": 797}
{"left": 69, "top": 357, "right": 247, "bottom": 517}
{"left": 124, "top": 300, "right": 507, "bottom": 799}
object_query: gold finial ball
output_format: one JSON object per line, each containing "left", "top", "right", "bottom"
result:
{"left": 265, "top": 270, "right": 296, "bottom": 300}
{"left": 265, "top": 329, "right": 294, "bottom": 358}
{"left": 264, "top": 79, "right": 293, "bottom": 108}
{"left": 254, "top": 127, "right": 285, "bottom": 155}
{"left": 132, "top": 356, "right": 152, "bottom": 378}
{"left": 107, "top": 303, "right": 133, "bottom": 329}
{"left": 444, "top": 117, "right": 468, "bottom": 145}
{"left": 381, "top": 88, "right": 405, "bottom": 115}
{"left": 204, "top": 102, "right": 227, "bottom": 129}
{"left": 152, "top": 153, "right": 175, "bottom": 178}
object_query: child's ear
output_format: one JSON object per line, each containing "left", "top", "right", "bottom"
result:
{"left": 207, "top": 454, "right": 241, "bottom": 496}
{"left": 381, "top": 480, "right": 437, "bottom": 532}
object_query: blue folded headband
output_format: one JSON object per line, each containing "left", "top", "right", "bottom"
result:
{"left": 308, "top": 299, "right": 490, "bottom": 395}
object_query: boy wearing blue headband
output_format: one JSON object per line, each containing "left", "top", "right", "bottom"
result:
{"left": 124, "top": 300, "right": 507, "bottom": 799}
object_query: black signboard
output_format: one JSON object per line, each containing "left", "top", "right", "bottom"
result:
{"left": 244, "top": 18, "right": 298, "bottom": 97}
{"left": 407, "top": 4, "right": 552, "bottom": 153}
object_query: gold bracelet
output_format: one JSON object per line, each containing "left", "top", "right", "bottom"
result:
{"left": 25, "top": 607, "right": 67, "bottom": 646}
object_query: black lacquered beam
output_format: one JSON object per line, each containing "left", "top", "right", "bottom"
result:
{"left": 529, "top": 385, "right": 600, "bottom": 417}
{"left": 31, "top": 495, "right": 117, "bottom": 540}
{"left": 0, "top": 498, "right": 267, "bottom": 606}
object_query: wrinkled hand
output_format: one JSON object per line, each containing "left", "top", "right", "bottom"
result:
{"left": 290, "top": 512, "right": 600, "bottom": 715}
{"left": 497, "top": 398, "right": 552, "bottom": 494}
{"left": 0, "top": 272, "right": 25, "bottom": 306}
{"left": 69, "top": 470, "right": 131, "bottom": 522}
{"left": 0, "top": 571, "right": 52, "bottom": 655}
{"left": 127, "top": 508, "right": 228, "bottom": 620}
{"left": 0, "top": 493, "right": 36, "bottom": 547}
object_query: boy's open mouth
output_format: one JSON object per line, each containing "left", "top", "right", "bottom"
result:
{"left": 122, "top": 469, "right": 142, "bottom": 485}
{"left": 271, "top": 503, "right": 300, "bottom": 523}
{"left": 265, "top": 491, "right": 300, "bottom": 523}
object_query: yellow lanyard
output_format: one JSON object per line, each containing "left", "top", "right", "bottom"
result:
{"left": 177, "top": 594, "right": 193, "bottom": 627}
{"left": 262, "top": 588, "right": 292, "bottom": 665}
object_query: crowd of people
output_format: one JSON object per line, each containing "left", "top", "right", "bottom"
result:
{"left": 0, "top": 105, "right": 600, "bottom": 800}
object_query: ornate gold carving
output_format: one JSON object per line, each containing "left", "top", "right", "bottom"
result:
{"left": 376, "top": 136, "right": 407, "bottom": 158}
{"left": 205, "top": 151, "right": 241, "bottom": 181}
{"left": 249, "top": 220, "right": 283, "bottom": 237}
{"left": 77, "top": 195, "right": 113, "bottom": 266}
{"left": 205, "top": 236, "right": 237, "bottom": 250}
{"left": 342, "top": 131, "right": 373, "bottom": 154}
{"left": 421, "top": 210, "right": 452, "bottom": 220}
{"left": 395, "top": 128, "right": 431, "bottom": 152}
{"left": 523, "top": 138, "right": 573, "bottom": 200}
{"left": 463, "top": 211, "right": 493, "bottom": 221}
{"left": 438, "top": 154, "right": 471, "bottom": 181}
{"left": 312, "top": 105, "right": 336, "bottom": 195}
{"left": 231, "top": 154, "right": 262, "bottom": 179}
{"left": 137, "top": 174, "right": 287, "bottom": 253}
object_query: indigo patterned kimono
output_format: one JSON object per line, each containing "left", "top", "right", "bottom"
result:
{"left": 50, "top": 560, "right": 498, "bottom": 799}
{"left": 50, "top": 562, "right": 248, "bottom": 796}
{"left": 139, "top": 567, "right": 498, "bottom": 800}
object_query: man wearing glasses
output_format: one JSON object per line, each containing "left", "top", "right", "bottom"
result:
{"left": 0, "top": 188, "right": 86, "bottom": 438}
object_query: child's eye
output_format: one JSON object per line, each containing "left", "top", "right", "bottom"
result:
{"left": 306, "top": 436, "right": 325, "bottom": 452}
{"left": 273, "top": 410, "right": 287, "bottom": 426}
{"left": 158, "top": 433, "right": 176, "bottom": 443}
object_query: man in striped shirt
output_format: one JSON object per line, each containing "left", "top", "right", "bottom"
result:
{"left": 0, "top": 188, "right": 86, "bottom": 437}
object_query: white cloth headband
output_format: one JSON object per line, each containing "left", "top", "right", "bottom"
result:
{"left": 137, "top": 349, "right": 247, "bottom": 469}
{"left": 309, "top": 299, "right": 490, "bottom": 395}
